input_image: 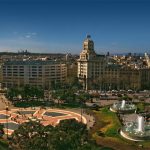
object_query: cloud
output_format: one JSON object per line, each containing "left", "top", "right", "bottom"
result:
{"left": 25, "top": 35, "right": 31, "bottom": 38}
{"left": 12, "top": 32, "right": 37, "bottom": 39}
{"left": 31, "top": 32, "right": 37, "bottom": 35}
{"left": 25, "top": 32, "right": 37, "bottom": 39}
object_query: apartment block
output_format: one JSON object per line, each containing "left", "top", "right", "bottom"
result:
{"left": 2, "top": 60, "right": 67, "bottom": 89}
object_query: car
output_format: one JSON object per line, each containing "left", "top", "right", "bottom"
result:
{"left": 90, "top": 103, "right": 100, "bottom": 110}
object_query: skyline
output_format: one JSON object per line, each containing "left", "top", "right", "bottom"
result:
{"left": 0, "top": 0, "right": 150, "bottom": 54}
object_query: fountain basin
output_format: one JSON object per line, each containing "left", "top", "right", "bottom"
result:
{"left": 110, "top": 100, "right": 136, "bottom": 113}
{"left": 120, "top": 116, "right": 150, "bottom": 141}
{"left": 120, "top": 128, "right": 150, "bottom": 141}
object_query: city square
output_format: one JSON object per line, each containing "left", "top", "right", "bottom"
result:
{"left": 0, "top": 107, "right": 87, "bottom": 135}
{"left": 0, "top": 0, "right": 150, "bottom": 149}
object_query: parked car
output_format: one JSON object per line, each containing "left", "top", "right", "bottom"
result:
{"left": 90, "top": 103, "right": 100, "bottom": 110}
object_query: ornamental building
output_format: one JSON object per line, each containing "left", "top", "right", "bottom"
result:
{"left": 77, "top": 35, "right": 150, "bottom": 90}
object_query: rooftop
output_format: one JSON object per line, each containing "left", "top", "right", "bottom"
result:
{"left": 3, "top": 60, "right": 65, "bottom": 66}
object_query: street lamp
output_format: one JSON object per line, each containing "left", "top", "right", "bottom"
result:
{"left": 80, "top": 101, "right": 83, "bottom": 123}
{"left": 6, "top": 105, "right": 8, "bottom": 139}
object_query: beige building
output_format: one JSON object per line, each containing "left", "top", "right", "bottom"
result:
{"left": 77, "top": 35, "right": 107, "bottom": 90}
{"left": 1, "top": 60, "right": 67, "bottom": 89}
{"left": 78, "top": 35, "right": 150, "bottom": 90}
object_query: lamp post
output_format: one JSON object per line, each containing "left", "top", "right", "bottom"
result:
{"left": 80, "top": 101, "right": 83, "bottom": 123}
{"left": 6, "top": 105, "right": 8, "bottom": 139}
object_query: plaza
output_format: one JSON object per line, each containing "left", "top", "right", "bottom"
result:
{"left": 0, "top": 107, "right": 87, "bottom": 135}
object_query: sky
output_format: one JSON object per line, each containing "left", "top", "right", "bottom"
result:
{"left": 0, "top": 0, "right": 150, "bottom": 54}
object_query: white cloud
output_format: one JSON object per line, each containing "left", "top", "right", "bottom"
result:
{"left": 25, "top": 32, "right": 37, "bottom": 39}
{"left": 12, "top": 32, "right": 37, "bottom": 39}
{"left": 25, "top": 35, "right": 31, "bottom": 38}
{"left": 31, "top": 32, "right": 37, "bottom": 35}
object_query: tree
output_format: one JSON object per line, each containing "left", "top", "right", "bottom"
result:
{"left": 10, "top": 121, "right": 53, "bottom": 150}
{"left": 0, "top": 124, "right": 4, "bottom": 137}
{"left": 52, "top": 89, "right": 77, "bottom": 104}
{"left": 10, "top": 119, "right": 99, "bottom": 150}
{"left": 7, "top": 85, "right": 45, "bottom": 102}
{"left": 48, "top": 119, "right": 96, "bottom": 150}
{"left": 6, "top": 88, "right": 20, "bottom": 100}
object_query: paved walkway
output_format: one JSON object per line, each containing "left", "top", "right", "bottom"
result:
{"left": 87, "top": 99, "right": 118, "bottom": 107}
{"left": 0, "top": 94, "right": 14, "bottom": 110}
{"left": 0, "top": 107, "right": 87, "bottom": 135}
{"left": 0, "top": 95, "right": 128, "bottom": 132}
{"left": 66, "top": 108, "right": 95, "bottom": 129}
{"left": 121, "top": 113, "right": 138, "bottom": 123}
{"left": 0, "top": 94, "right": 96, "bottom": 127}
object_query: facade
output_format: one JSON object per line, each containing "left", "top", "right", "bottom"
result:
{"left": 78, "top": 35, "right": 150, "bottom": 90}
{"left": 77, "top": 35, "right": 107, "bottom": 90}
{"left": 1, "top": 60, "right": 67, "bottom": 89}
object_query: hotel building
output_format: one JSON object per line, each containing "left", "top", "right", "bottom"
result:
{"left": 1, "top": 60, "right": 67, "bottom": 89}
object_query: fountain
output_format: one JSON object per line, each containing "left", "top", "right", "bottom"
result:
{"left": 121, "top": 100, "right": 126, "bottom": 109}
{"left": 137, "top": 116, "right": 144, "bottom": 132}
{"left": 120, "top": 115, "right": 150, "bottom": 141}
{"left": 110, "top": 100, "right": 136, "bottom": 113}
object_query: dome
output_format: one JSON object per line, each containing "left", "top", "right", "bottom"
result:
{"left": 83, "top": 35, "right": 94, "bottom": 51}
{"left": 84, "top": 35, "right": 94, "bottom": 43}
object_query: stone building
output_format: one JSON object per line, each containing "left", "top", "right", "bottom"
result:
{"left": 1, "top": 60, "right": 67, "bottom": 89}
{"left": 77, "top": 35, "right": 107, "bottom": 90}
{"left": 77, "top": 35, "right": 150, "bottom": 90}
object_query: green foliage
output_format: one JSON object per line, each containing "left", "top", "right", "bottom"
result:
{"left": 6, "top": 85, "right": 44, "bottom": 101}
{"left": 57, "top": 119, "right": 87, "bottom": 135}
{"left": 137, "top": 102, "right": 145, "bottom": 112}
{"left": 6, "top": 88, "right": 19, "bottom": 100}
{"left": 14, "top": 101, "right": 54, "bottom": 108}
{"left": 100, "top": 147, "right": 114, "bottom": 150}
{"left": 0, "top": 124, "right": 4, "bottom": 137}
{"left": 52, "top": 89, "right": 75, "bottom": 103}
{"left": 61, "top": 103, "right": 81, "bottom": 108}
{"left": 119, "top": 95, "right": 132, "bottom": 101}
{"left": 78, "top": 92, "right": 90, "bottom": 103}
{"left": 105, "top": 127, "right": 118, "bottom": 137}
{"left": 51, "top": 89, "right": 90, "bottom": 105}
{"left": 93, "top": 107, "right": 121, "bottom": 138}
{"left": 51, "top": 77, "right": 83, "bottom": 90}
{"left": 101, "top": 107, "right": 114, "bottom": 116}
{"left": 0, "top": 139, "right": 9, "bottom": 150}
{"left": 79, "top": 141, "right": 100, "bottom": 150}
{"left": 11, "top": 121, "right": 53, "bottom": 150}
{"left": 10, "top": 119, "right": 99, "bottom": 150}
{"left": 49, "top": 120, "right": 87, "bottom": 150}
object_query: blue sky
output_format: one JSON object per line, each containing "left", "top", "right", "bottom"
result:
{"left": 0, "top": 0, "right": 150, "bottom": 54}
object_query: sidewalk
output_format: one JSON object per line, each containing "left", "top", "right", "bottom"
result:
{"left": 0, "top": 94, "right": 15, "bottom": 110}
{"left": 66, "top": 108, "right": 95, "bottom": 129}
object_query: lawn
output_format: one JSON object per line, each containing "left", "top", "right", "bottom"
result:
{"left": 89, "top": 107, "right": 150, "bottom": 150}
{"left": 99, "top": 107, "right": 121, "bottom": 137}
